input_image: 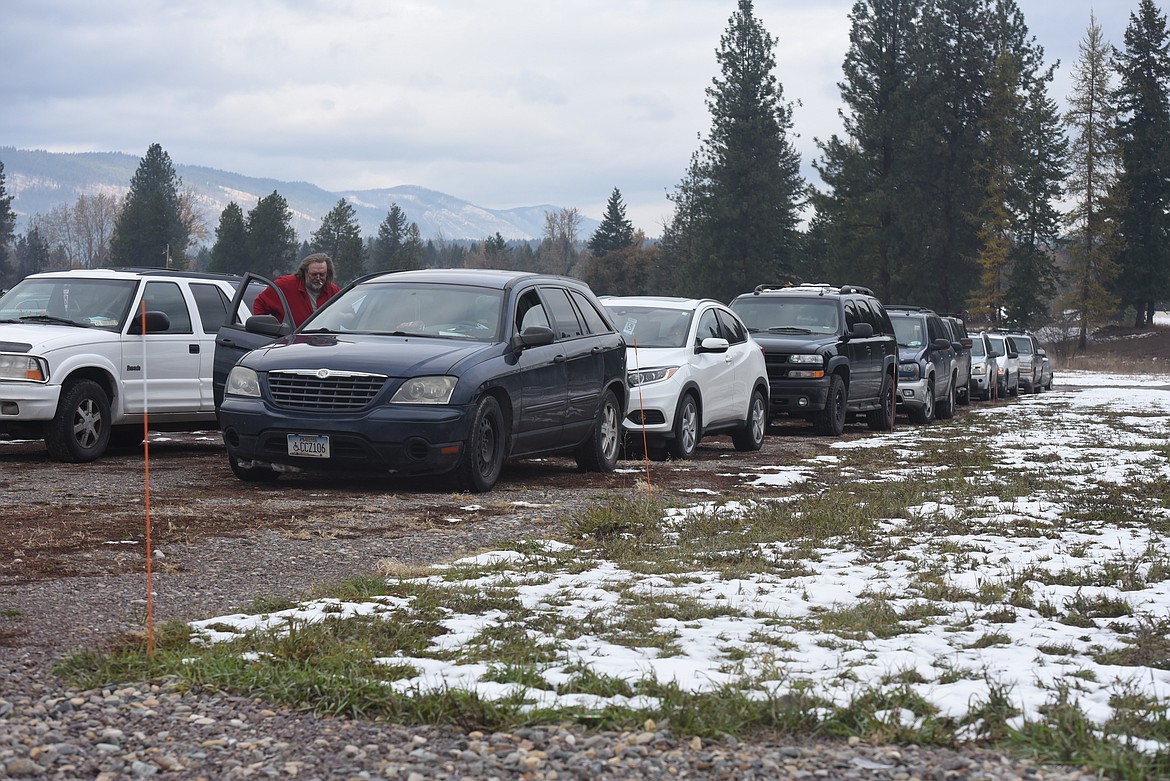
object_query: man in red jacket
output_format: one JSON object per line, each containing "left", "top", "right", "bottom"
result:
{"left": 252, "top": 253, "right": 341, "bottom": 327}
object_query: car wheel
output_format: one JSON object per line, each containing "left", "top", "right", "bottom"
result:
{"left": 909, "top": 377, "right": 935, "bottom": 424}
{"left": 814, "top": 374, "right": 847, "bottom": 436}
{"left": 45, "top": 379, "right": 111, "bottom": 463}
{"left": 668, "top": 393, "right": 700, "bottom": 459}
{"left": 732, "top": 387, "right": 767, "bottom": 451}
{"left": 229, "top": 455, "right": 280, "bottom": 482}
{"left": 866, "top": 372, "right": 895, "bottom": 431}
{"left": 576, "top": 389, "right": 621, "bottom": 472}
{"left": 957, "top": 378, "right": 970, "bottom": 405}
{"left": 457, "top": 396, "right": 507, "bottom": 492}
{"left": 937, "top": 373, "right": 956, "bottom": 420}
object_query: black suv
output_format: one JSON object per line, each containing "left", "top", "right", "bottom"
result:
{"left": 886, "top": 305, "right": 959, "bottom": 424}
{"left": 729, "top": 284, "right": 897, "bottom": 435}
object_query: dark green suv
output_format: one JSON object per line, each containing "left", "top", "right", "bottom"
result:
{"left": 729, "top": 284, "right": 897, "bottom": 435}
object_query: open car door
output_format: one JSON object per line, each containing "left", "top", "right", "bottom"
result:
{"left": 213, "top": 273, "right": 293, "bottom": 410}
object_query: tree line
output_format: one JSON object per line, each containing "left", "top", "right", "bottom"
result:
{"left": 2, "top": 0, "right": 1168, "bottom": 348}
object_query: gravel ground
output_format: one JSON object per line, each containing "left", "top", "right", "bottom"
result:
{"left": 0, "top": 426, "right": 1106, "bottom": 780}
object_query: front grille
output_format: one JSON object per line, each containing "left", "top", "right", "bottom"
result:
{"left": 267, "top": 370, "right": 387, "bottom": 410}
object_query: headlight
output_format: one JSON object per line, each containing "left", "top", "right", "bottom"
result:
{"left": 391, "top": 376, "right": 456, "bottom": 404}
{"left": 0, "top": 354, "right": 49, "bottom": 382}
{"left": 898, "top": 361, "right": 921, "bottom": 381}
{"left": 225, "top": 366, "right": 261, "bottom": 397}
{"left": 629, "top": 366, "right": 678, "bottom": 387}
{"left": 788, "top": 353, "right": 823, "bottom": 365}
{"left": 972, "top": 362, "right": 986, "bottom": 374}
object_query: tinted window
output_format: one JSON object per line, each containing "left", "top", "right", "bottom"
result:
{"left": 854, "top": 298, "right": 877, "bottom": 329}
{"left": 843, "top": 300, "right": 860, "bottom": 331}
{"left": 568, "top": 290, "right": 611, "bottom": 335}
{"left": 190, "top": 283, "right": 231, "bottom": 334}
{"left": 715, "top": 308, "right": 747, "bottom": 345}
{"left": 871, "top": 301, "right": 894, "bottom": 335}
{"left": 517, "top": 290, "right": 550, "bottom": 332}
{"left": 926, "top": 316, "right": 945, "bottom": 343}
{"left": 695, "top": 309, "right": 721, "bottom": 345}
{"left": 541, "top": 287, "right": 584, "bottom": 339}
{"left": 141, "top": 281, "right": 192, "bottom": 334}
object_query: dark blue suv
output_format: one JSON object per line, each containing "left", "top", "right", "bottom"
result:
{"left": 217, "top": 269, "right": 627, "bottom": 492}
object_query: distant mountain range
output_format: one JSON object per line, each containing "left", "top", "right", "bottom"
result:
{"left": 0, "top": 147, "right": 599, "bottom": 243}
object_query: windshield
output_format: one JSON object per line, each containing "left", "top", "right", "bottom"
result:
{"left": 891, "top": 316, "right": 927, "bottom": 348}
{"left": 1011, "top": 337, "right": 1034, "bottom": 355}
{"left": 0, "top": 277, "right": 137, "bottom": 331}
{"left": 306, "top": 282, "right": 504, "bottom": 341}
{"left": 730, "top": 298, "right": 839, "bottom": 334}
{"left": 603, "top": 305, "right": 692, "bottom": 348}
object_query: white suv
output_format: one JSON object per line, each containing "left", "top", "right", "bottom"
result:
{"left": 0, "top": 268, "right": 246, "bottom": 461}
{"left": 601, "top": 296, "right": 769, "bottom": 459}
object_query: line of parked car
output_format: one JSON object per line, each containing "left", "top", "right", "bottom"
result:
{"left": 0, "top": 268, "right": 1053, "bottom": 493}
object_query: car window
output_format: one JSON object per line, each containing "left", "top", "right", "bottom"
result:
{"left": 568, "top": 289, "right": 611, "bottom": 335}
{"left": 843, "top": 300, "right": 860, "bottom": 331}
{"left": 1011, "top": 336, "right": 1034, "bottom": 355}
{"left": 853, "top": 298, "right": 876, "bottom": 330}
{"left": 517, "top": 290, "right": 550, "bottom": 332}
{"left": 872, "top": 301, "right": 894, "bottom": 335}
{"left": 540, "top": 287, "right": 584, "bottom": 339}
{"left": 190, "top": 283, "right": 231, "bottom": 334}
{"left": 141, "top": 281, "right": 193, "bottom": 334}
{"left": 695, "top": 309, "right": 721, "bottom": 344}
{"left": 970, "top": 336, "right": 986, "bottom": 357}
{"left": 715, "top": 308, "right": 747, "bottom": 345}
{"left": 891, "top": 316, "right": 925, "bottom": 347}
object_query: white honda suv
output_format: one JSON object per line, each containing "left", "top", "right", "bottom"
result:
{"left": 0, "top": 268, "right": 246, "bottom": 462}
{"left": 601, "top": 296, "right": 769, "bottom": 459}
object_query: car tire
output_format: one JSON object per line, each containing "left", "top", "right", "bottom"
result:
{"left": 957, "top": 379, "right": 970, "bottom": 405}
{"left": 909, "top": 377, "right": 935, "bottom": 424}
{"left": 866, "top": 373, "right": 895, "bottom": 431}
{"left": 576, "top": 389, "right": 621, "bottom": 472}
{"left": 814, "top": 374, "right": 847, "bottom": 436}
{"left": 668, "top": 393, "right": 700, "bottom": 459}
{"left": 457, "top": 396, "right": 507, "bottom": 493}
{"left": 732, "top": 387, "right": 767, "bottom": 451}
{"left": 937, "top": 373, "right": 956, "bottom": 420}
{"left": 229, "top": 455, "right": 281, "bottom": 482}
{"left": 45, "top": 379, "right": 111, "bottom": 463}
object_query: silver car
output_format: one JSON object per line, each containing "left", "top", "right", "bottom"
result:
{"left": 968, "top": 332, "right": 998, "bottom": 400}
{"left": 984, "top": 332, "right": 1019, "bottom": 397}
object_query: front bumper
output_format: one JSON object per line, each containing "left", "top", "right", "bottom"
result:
{"left": 0, "top": 381, "right": 63, "bottom": 427}
{"left": 623, "top": 380, "right": 681, "bottom": 438}
{"left": 896, "top": 377, "right": 929, "bottom": 411}
{"left": 764, "top": 376, "right": 831, "bottom": 417}
{"left": 219, "top": 396, "right": 472, "bottom": 476}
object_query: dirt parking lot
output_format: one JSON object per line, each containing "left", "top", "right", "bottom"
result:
{"left": 0, "top": 417, "right": 849, "bottom": 652}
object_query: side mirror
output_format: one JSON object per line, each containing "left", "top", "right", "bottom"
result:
{"left": 512, "top": 324, "right": 555, "bottom": 349}
{"left": 932, "top": 337, "right": 953, "bottom": 351}
{"left": 1036, "top": 348, "right": 1047, "bottom": 357}
{"left": 848, "top": 322, "right": 874, "bottom": 339}
{"left": 698, "top": 337, "right": 729, "bottom": 353}
{"left": 246, "top": 314, "right": 292, "bottom": 337}
{"left": 960, "top": 337, "right": 973, "bottom": 349}
{"left": 127, "top": 311, "right": 171, "bottom": 334}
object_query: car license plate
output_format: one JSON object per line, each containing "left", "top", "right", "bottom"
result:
{"left": 288, "top": 433, "right": 330, "bottom": 458}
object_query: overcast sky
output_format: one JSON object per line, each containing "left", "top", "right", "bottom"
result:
{"left": 1, "top": 0, "right": 1148, "bottom": 233}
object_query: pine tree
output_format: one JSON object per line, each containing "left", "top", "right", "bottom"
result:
{"left": 14, "top": 228, "right": 53, "bottom": 279}
{"left": 371, "top": 204, "right": 408, "bottom": 271}
{"left": 312, "top": 199, "right": 365, "bottom": 283}
{"left": 109, "top": 143, "right": 188, "bottom": 268}
{"left": 1063, "top": 14, "right": 1122, "bottom": 350}
{"left": 245, "top": 192, "right": 297, "bottom": 277}
{"left": 587, "top": 188, "right": 635, "bottom": 257}
{"left": 209, "top": 202, "right": 249, "bottom": 274}
{"left": 0, "top": 161, "right": 17, "bottom": 286}
{"left": 1111, "top": 0, "right": 1170, "bottom": 327}
{"left": 664, "top": 0, "right": 804, "bottom": 302}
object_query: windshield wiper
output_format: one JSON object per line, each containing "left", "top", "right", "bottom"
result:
{"left": 19, "top": 315, "right": 90, "bottom": 328}
{"left": 766, "top": 326, "right": 814, "bottom": 334}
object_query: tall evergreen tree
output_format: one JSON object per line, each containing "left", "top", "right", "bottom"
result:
{"left": 663, "top": 0, "right": 804, "bottom": 302}
{"left": 587, "top": 188, "right": 636, "bottom": 257}
{"left": 109, "top": 143, "right": 188, "bottom": 268}
{"left": 814, "top": 0, "right": 925, "bottom": 299}
{"left": 0, "top": 161, "right": 17, "bottom": 286}
{"left": 209, "top": 202, "right": 249, "bottom": 275}
{"left": 1063, "top": 14, "right": 1122, "bottom": 350}
{"left": 371, "top": 204, "right": 408, "bottom": 271}
{"left": 1111, "top": 0, "right": 1170, "bottom": 327}
{"left": 1005, "top": 71, "right": 1067, "bottom": 327}
{"left": 14, "top": 227, "right": 53, "bottom": 280}
{"left": 312, "top": 199, "right": 365, "bottom": 283}
{"left": 245, "top": 192, "right": 297, "bottom": 277}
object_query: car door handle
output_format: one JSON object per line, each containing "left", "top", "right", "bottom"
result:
{"left": 554, "top": 354, "right": 567, "bottom": 363}
{"left": 217, "top": 337, "right": 235, "bottom": 347}
{"left": 591, "top": 346, "right": 604, "bottom": 354}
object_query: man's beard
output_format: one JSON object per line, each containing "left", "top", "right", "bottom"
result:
{"left": 306, "top": 279, "right": 324, "bottom": 297}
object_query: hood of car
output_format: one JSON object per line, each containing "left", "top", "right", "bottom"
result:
{"left": 0, "top": 323, "right": 121, "bottom": 354}
{"left": 749, "top": 333, "right": 841, "bottom": 353}
{"left": 625, "top": 345, "right": 690, "bottom": 370}
{"left": 243, "top": 334, "right": 499, "bottom": 377}
{"left": 897, "top": 345, "right": 928, "bottom": 363}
